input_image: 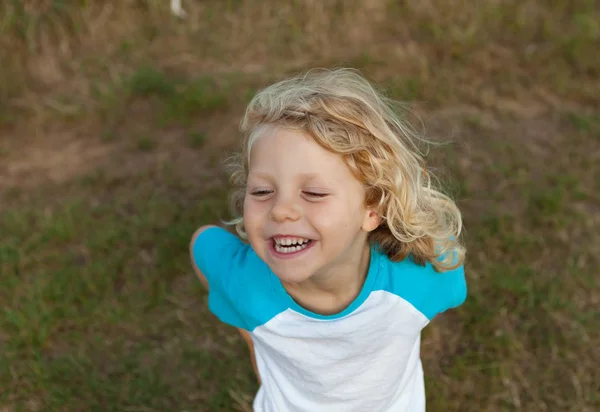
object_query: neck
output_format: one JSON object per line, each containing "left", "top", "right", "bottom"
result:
{"left": 282, "top": 241, "right": 372, "bottom": 315}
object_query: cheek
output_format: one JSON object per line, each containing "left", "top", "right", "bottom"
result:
{"left": 243, "top": 199, "right": 268, "bottom": 232}
{"left": 308, "top": 201, "right": 363, "bottom": 232}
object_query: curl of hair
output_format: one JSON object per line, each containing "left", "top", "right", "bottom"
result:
{"left": 227, "top": 68, "right": 465, "bottom": 272}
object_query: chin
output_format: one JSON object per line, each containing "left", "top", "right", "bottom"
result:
{"left": 270, "top": 265, "right": 313, "bottom": 285}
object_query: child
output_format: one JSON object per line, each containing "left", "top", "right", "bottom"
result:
{"left": 190, "top": 68, "right": 467, "bottom": 411}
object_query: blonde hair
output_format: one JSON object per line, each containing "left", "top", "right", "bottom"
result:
{"left": 227, "top": 68, "right": 465, "bottom": 272}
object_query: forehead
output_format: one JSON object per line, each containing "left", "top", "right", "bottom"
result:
{"left": 248, "top": 127, "right": 350, "bottom": 179}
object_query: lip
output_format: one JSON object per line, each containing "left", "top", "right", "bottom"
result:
{"left": 269, "top": 233, "right": 314, "bottom": 240}
{"left": 266, "top": 236, "right": 317, "bottom": 260}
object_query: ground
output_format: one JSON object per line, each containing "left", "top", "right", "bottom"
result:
{"left": 1, "top": 1, "right": 599, "bottom": 411}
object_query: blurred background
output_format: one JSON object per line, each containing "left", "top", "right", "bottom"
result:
{"left": 1, "top": 1, "right": 598, "bottom": 411}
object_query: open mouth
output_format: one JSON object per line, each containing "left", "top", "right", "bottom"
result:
{"left": 272, "top": 237, "right": 314, "bottom": 254}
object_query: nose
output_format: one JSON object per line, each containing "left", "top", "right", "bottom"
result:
{"left": 270, "top": 194, "right": 301, "bottom": 222}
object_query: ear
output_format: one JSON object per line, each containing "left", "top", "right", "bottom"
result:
{"left": 362, "top": 209, "right": 381, "bottom": 232}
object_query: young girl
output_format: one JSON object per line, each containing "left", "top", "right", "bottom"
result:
{"left": 190, "top": 68, "right": 466, "bottom": 411}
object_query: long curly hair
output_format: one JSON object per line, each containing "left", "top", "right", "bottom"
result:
{"left": 226, "top": 68, "right": 465, "bottom": 272}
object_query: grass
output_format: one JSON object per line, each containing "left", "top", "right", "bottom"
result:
{"left": 188, "top": 131, "right": 207, "bottom": 148}
{"left": 1, "top": 1, "right": 599, "bottom": 411}
{"left": 1, "top": 175, "right": 257, "bottom": 411}
{"left": 127, "top": 67, "right": 229, "bottom": 123}
{"left": 136, "top": 135, "right": 155, "bottom": 151}
{"left": 567, "top": 112, "right": 600, "bottom": 139}
{"left": 129, "top": 66, "right": 177, "bottom": 97}
{"left": 1, "top": 0, "right": 599, "bottom": 124}
{"left": 95, "top": 66, "right": 229, "bottom": 136}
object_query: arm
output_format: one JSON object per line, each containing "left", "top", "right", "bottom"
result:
{"left": 190, "top": 225, "right": 261, "bottom": 384}
{"left": 190, "top": 225, "right": 214, "bottom": 289}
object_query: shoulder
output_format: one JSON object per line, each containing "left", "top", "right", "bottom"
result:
{"left": 191, "top": 226, "right": 258, "bottom": 275}
{"left": 190, "top": 226, "right": 289, "bottom": 330}
{"left": 191, "top": 225, "right": 242, "bottom": 254}
{"left": 376, "top": 252, "right": 467, "bottom": 320}
{"left": 190, "top": 225, "right": 264, "bottom": 309}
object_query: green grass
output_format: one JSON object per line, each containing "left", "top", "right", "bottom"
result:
{"left": 567, "top": 112, "right": 600, "bottom": 139}
{"left": 129, "top": 66, "right": 177, "bottom": 97}
{"left": 136, "top": 135, "right": 155, "bottom": 151}
{"left": 97, "top": 66, "right": 229, "bottom": 125}
{"left": 90, "top": 66, "right": 232, "bottom": 148}
{"left": 1, "top": 174, "right": 257, "bottom": 411}
{"left": 188, "top": 131, "right": 207, "bottom": 148}
{"left": 162, "top": 76, "right": 229, "bottom": 124}
{"left": 127, "top": 66, "right": 229, "bottom": 119}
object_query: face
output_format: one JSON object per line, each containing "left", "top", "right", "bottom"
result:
{"left": 243, "top": 127, "right": 380, "bottom": 285}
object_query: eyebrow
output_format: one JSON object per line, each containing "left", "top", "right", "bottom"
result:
{"left": 248, "top": 172, "right": 326, "bottom": 182}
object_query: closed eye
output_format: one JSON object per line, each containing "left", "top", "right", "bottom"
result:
{"left": 251, "top": 189, "right": 274, "bottom": 197}
{"left": 303, "top": 191, "right": 328, "bottom": 198}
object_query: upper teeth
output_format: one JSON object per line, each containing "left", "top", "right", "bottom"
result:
{"left": 275, "top": 237, "right": 309, "bottom": 246}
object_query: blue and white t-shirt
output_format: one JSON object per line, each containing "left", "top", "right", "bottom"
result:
{"left": 192, "top": 227, "right": 467, "bottom": 412}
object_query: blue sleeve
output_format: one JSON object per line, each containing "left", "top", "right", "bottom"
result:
{"left": 386, "top": 256, "right": 467, "bottom": 321}
{"left": 412, "top": 263, "right": 467, "bottom": 320}
{"left": 191, "top": 226, "right": 249, "bottom": 329}
{"left": 436, "top": 264, "right": 467, "bottom": 314}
